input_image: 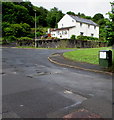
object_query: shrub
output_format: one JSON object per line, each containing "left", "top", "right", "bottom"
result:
{"left": 77, "top": 36, "right": 87, "bottom": 40}
{"left": 17, "top": 37, "right": 33, "bottom": 46}
{"left": 17, "top": 37, "right": 32, "bottom": 41}
{"left": 3, "top": 36, "right": 16, "bottom": 43}
{"left": 77, "top": 35, "right": 98, "bottom": 40}
{"left": 70, "top": 35, "right": 76, "bottom": 39}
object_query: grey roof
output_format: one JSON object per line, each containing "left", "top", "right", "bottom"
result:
{"left": 69, "top": 15, "right": 98, "bottom": 26}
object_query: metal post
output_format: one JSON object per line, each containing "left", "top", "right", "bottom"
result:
{"left": 35, "top": 10, "right": 37, "bottom": 47}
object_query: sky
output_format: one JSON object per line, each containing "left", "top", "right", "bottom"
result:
{"left": 29, "top": 0, "right": 112, "bottom": 18}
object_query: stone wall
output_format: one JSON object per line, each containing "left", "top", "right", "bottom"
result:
{"left": 36, "top": 39, "right": 108, "bottom": 48}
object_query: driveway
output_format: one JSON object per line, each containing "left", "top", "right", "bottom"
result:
{"left": 2, "top": 48, "right": 112, "bottom": 118}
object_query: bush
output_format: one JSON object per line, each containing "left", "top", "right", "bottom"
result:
{"left": 17, "top": 37, "right": 33, "bottom": 46}
{"left": 70, "top": 35, "right": 76, "bottom": 39}
{"left": 77, "top": 35, "right": 98, "bottom": 41}
{"left": 36, "top": 32, "right": 43, "bottom": 37}
{"left": 77, "top": 36, "right": 88, "bottom": 40}
{"left": 3, "top": 36, "right": 16, "bottom": 43}
{"left": 17, "top": 37, "right": 32, "bottom": 41}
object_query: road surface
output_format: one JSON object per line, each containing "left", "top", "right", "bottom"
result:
{"left": 2, "top": 48, "right": 112, "bottom": 118}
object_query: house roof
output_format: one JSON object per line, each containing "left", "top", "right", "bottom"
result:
{"left": 69, "top": 14, "right": 98, "bottom": 26}
{"left": 50, "top": 26, "right": 75, "bottom": 31}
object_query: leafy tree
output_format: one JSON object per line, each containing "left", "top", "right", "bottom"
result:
{"left": 93, "top": 13, "right": 104, "bottom": 23}
{"left": 18, "top": 2, "right": 34, "bottom": 17}
{"left": 97, "top": 18, "right": 107, "bottom": 41}
{"left": 33, "top": 6, "right": 48, "bottom": 27}
{"left": 56, "top": 10, "right": 64, "bottom": 24}
{"left": 97, "top": 18, "right": 106, "bottom": 26}
{"left": 2, "top": 22, "right": 10, "bottom": 36}
{"left": 67, "top": 11, "right": 75, "bottom": 16}
{"left": 84, "top": 16, "right": 92, "bottom": 20}
{"left": 3, "top": 23, "right": 31, "bottom": 39}
{"left": 46, "top": 7, "right": 64, "bottom": 28}
{"left": 2, "top": 2, "right": 17, "bottom": 23}
{"left": 2, "top": 2, "right": 34, "bottom": 27}
{"left": 105, "top": 2, "right": 114, "bottom": 45}
{"left": 77, "top": 12, "right": 85, "bottom": 18}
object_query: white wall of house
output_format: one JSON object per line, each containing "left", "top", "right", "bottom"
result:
{"left": 68, "top": 27, "right": 77, "bottom": 38}
{"left": 50, "top": 14, "right": 99, "bottom": 39}
{"left": 51, "top": 31, "right": 57, "bottom": 38}
{"left": 58, "top": 14, "right": 76, "bottom": 28}
{"left": 51, "top": 29, "right": 69, "bottom": 39}
{"left": 75, "top": 22, "right": 99, "bottom": 38}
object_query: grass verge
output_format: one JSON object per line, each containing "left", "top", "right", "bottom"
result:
{"left": 17, "top": 46, "right": 77, "bottom": 50}
{"left": 63, "top": 47, "right": 112, "bottom": 65}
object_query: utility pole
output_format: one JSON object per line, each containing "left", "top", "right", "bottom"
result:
{"left": 35, "top": 10, "right": 37, "bottom": 47}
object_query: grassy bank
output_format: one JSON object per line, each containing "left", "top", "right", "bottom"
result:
{"left": 63, "top": 47, "right": 112, "bottom": 65}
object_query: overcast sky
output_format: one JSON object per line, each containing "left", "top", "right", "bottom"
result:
{"left": 29, "top": 0, "right": 112, "bottom": 18}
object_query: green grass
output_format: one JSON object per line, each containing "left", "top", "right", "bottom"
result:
{"left": 0, "top": 37, "right": 2, "bottom": 45}
{"left": 17, "top": 46, "right": 77, "bottom": 50}
{"left": 63, "top": 47, "right": 112, "bottom": 65}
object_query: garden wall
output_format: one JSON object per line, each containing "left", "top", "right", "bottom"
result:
{"left": 36, "top": 39, "right": 108, "bottom": 48}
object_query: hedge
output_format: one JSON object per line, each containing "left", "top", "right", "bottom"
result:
{"left": 77, "top": 35, "right": 98, "bottom": 40}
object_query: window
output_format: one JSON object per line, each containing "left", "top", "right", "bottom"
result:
{"left": 88, "top": 25, "right": 90, "bottom": 28}
{"left": 65, "top": 31, "right": 67, "bottom": 34}
{"left": 91, "top": 34, "right": 94, "bottom": 37}
{"left": 58, "top": 31, "right": 59, "bottom": 35}
{"left": 72, "top": 20, "right": 74, "bottom": 22}
{"left": 62, "top": 24, "right": 63, "bottom": 27}
{"left": 80, "top": 32, "right": 84, "bottom": 36}
{"left": 94, "top": 26, "right": 96, "bottom": 29}
{"left": 80, "top": 23, "right": 82, "bottom": 27}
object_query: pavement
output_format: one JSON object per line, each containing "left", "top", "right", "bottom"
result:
{"left": 48, "top": 52, "right": 112, "bottom": 75}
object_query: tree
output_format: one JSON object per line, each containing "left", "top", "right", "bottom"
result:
{"left": 84, "top": 16, "right": 92, "bottom": 20}
{"left": 3, "top": 23, "right": 31, "bottom": 40}
{"left": 92, "top": 13, "right": 104, "bottom": 23}
{"left": 34, "top": 6, "right": 48, "bottom": 27}
{"left": 98, "top": 18, "right": 107, "bottom": 41}
{"left": 77, "top": 12, "right": 85, "bottom": 18}
{"left": 2, "top": 2, "right": 34, "bottom": 27}
{"left": 46, "top": 7, "right": 64, "bottom": 28}
{"left": 105, "top": 2, "right": 114, "bottom": 46}
{"left": 67, "top": 11, "right": 75, "bottom": 16}
{"left": 19, "top": 2, "right": 34, "bottom": 17}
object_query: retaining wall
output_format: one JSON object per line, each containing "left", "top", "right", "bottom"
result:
{"left": 36, "top": 39, "right": 108, "bottom": 48}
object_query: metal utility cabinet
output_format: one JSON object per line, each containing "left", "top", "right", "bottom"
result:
{"left": 99, "top": 50, "right": 112, "bottom": 67}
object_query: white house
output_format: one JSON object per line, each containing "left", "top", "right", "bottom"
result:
{"left": 49, "top": 14, "right": 99, "bottom": 39}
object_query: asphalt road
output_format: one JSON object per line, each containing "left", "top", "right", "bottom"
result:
{"left": 2, "top": 48, "right": 112, "bottom": 118}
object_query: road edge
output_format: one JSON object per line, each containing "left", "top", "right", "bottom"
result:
{"left": 48, "top": 56, "right": 112, "bottom": 75}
